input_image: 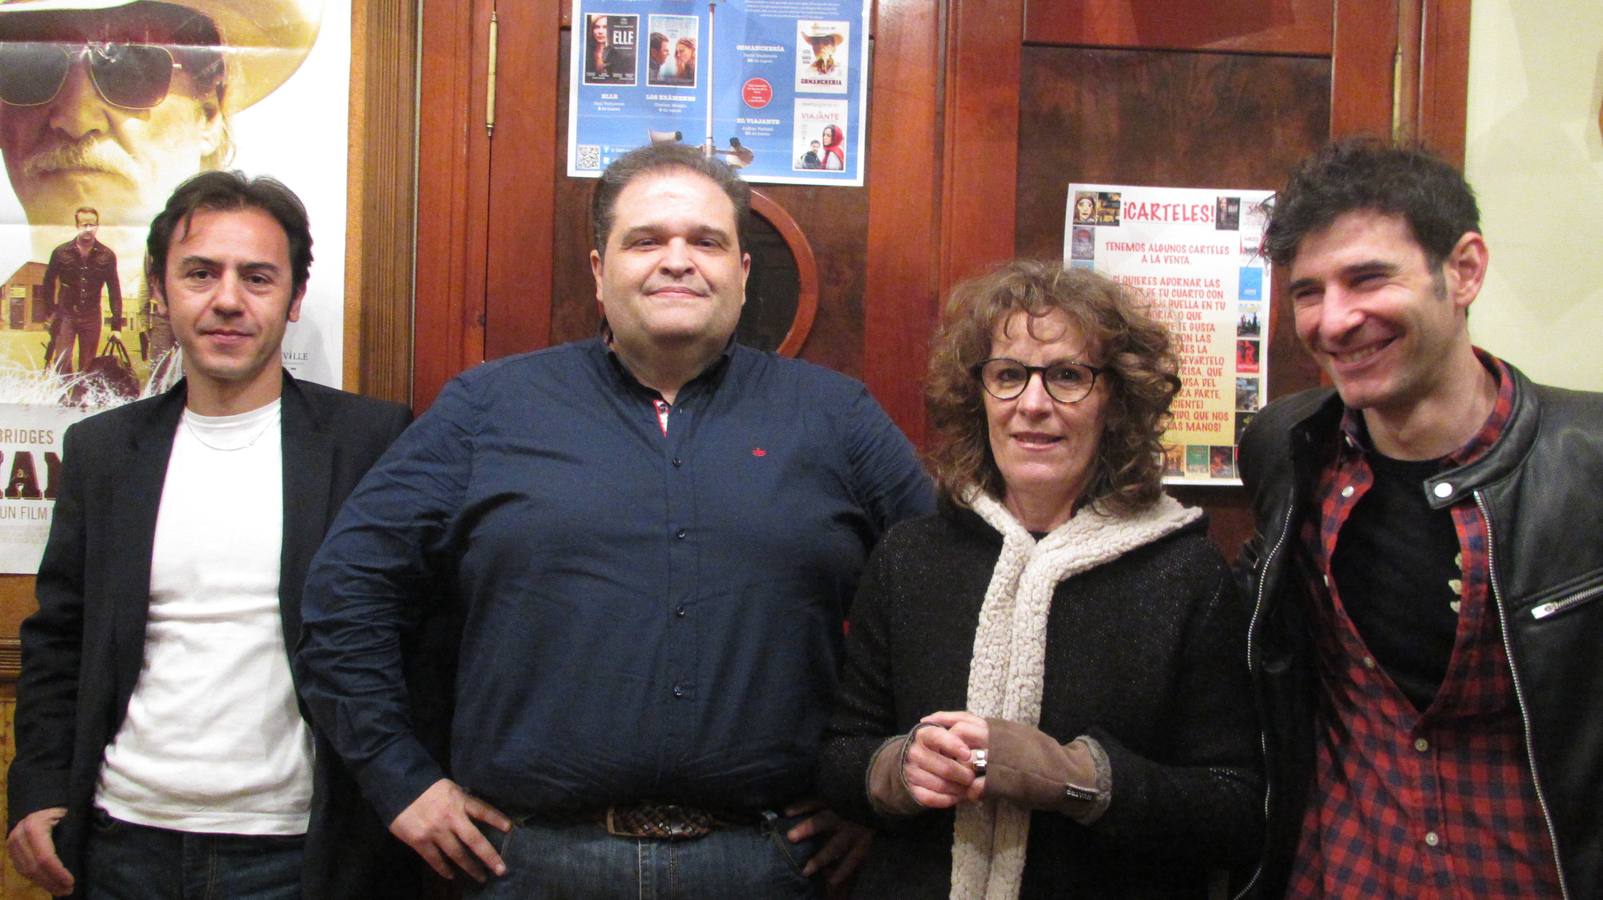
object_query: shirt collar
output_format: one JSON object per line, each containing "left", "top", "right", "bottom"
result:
{"left": 1336, "top": 348, "right": 1513, "bottom": 467}
{"left": 598, "top": 336, "right": 737, "bottom": 402}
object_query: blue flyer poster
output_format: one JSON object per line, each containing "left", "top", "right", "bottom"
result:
{"left": 568, "top": 0, "right": 870, "bottom": 186}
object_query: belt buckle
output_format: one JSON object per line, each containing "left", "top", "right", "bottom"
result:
{"left": 605, "top": 803, "right": 715, "bottom": 840}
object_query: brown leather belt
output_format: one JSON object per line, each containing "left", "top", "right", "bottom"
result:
{"left": 600, "top": 803, "right": 759, "bottom": 840}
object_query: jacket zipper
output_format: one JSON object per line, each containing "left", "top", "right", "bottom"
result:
{"left": 1232, "top": 509, "right": 1296, "bottom": 900}
{"left": 1476, "top": 491, "right": 1571, "bottom": 900}
{"left": 1530, "top": 582, "right": 1603, "bottom": 620}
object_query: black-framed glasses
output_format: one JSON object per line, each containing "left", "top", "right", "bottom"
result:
{"left": 974, "top": 357, "right": 1103, "bottom": 404}
{"left": 0, "top": 41, "right": 180, "bottom": 110}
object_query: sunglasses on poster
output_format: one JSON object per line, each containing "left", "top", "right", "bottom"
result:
{"left": 0, "top": 41, "right": 210, "bottom": 110}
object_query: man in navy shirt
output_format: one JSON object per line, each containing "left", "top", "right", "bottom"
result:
{"left": 297, "top": 143, "right": 933, "bottom": 897}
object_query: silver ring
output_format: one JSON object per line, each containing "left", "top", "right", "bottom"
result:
{"left": 971, "top": 748, "right": 988, "bottom": 777}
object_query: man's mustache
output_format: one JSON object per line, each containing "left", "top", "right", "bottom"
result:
{"left": 20, "top": 135, "right": 138, "bottom": 182}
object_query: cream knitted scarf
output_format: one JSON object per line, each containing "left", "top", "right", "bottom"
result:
{"left": 949, "top": 489, "right": 1202, "bottom": 900}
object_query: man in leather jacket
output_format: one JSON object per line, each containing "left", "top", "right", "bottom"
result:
{"left": 1238, "top": 139, "right": 1603, "bottom": 898}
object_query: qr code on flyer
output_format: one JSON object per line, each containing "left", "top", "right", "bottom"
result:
{"left": 576, "top": 145, "right": 602, "bottom": 170}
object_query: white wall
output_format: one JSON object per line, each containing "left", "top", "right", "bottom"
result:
{"left": 1464, "top": 1, "right": 1603, "bottom": 391}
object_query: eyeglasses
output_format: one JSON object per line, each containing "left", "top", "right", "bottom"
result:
{"left": 974, "top": 357, "right": 1103, "bottom": 404}
{"left": 0, "top": 41, "right": 181, "bottom": 110}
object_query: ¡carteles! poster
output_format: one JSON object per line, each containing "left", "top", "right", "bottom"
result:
{"left": 1066, "top": 183, "right": 1273, "bottom": 486}
{"left": 568, "top": 0, "right": 869, "bottom": 186}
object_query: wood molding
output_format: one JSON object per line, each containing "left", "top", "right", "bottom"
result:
{"left": 0, "top": 637, "right": 19, "bottom": 683}
{"left": 1331, "top": 0, "right": 1400, "bottom": 138}
{"left": 413, "top": 0, "right": 494, "bottom": 412}
{"left": 749, "top": 191, "right": 820, "bottom": 358}
{"left": 1416, "top": 0, "right": 1470, "bottom": 166}
{"left": 940, "top": 0, "right": 1023, "bottom": 293}
{"left": 484, "top": 1, "right": 562, "bottom": 361}
{"left": 350, "top": 0, "right": 418, "bottom": 404}
{"left": 863, "top": 0, "right": 945, "bottom": 444}
{"left": 1025, "top": 0, "right": 1332, "bottom": 56}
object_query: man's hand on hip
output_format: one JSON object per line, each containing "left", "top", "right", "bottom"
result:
{"left": 783, "top": 799, "right": 873, "bottom": 891}
{"left": 7, "top": 806, "right": 74, "bottom": 896}
{"left": 389, "top": 779, "right": 512, "bottom": 882}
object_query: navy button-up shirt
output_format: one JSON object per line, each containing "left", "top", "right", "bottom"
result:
{"left": 298, "top": 339, "right": 934, "bottom": 822}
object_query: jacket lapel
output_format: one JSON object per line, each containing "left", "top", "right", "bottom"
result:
{"left": 279, "top": 373, "right": 332, "bottom": 648}
{"left": 111, "top": 385, "right": 185, "bottom": 712}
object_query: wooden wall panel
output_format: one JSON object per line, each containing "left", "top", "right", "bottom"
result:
{"left": 862, "top": 0, "right": 946, "bottom": 442}
{"left": 1331, "top": 0, "right": 1399, "bottom": 138}
{"left": 485, "top": 1, "right": 561, "bottom": 360}
{"left": 413, "top": 0, "right": 493, "bottom": 411}
{"left": 1, "top": 692, "right": 51, "bottom": 899}
{"left": 1025, "top": 0, "right": 1333, "bottom": 55}
{"left": 1013, "top": 46, "right": 1332, "bottom": 555}
{"left": 941, "top": 0, "right": 1024, "bottom": 292}
{"left": 1417, "top": 0, "right": 1471, "bottom": 165}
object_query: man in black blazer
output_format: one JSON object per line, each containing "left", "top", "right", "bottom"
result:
{"left": 6, "top": 171, "right": 415, "bottom": 898}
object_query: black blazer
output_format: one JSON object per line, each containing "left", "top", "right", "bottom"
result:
{"left": 7, "top": 373, "right": 420, "bottom": 899}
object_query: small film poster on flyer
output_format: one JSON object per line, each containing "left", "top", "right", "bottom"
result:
{"left": 1066, "top": 183, "right": 1273, "bottom": 486}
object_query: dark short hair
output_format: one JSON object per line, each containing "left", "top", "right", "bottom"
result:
{"left": 74, "top": 207, "right": 98, "bottom": 224}
{"left": 145, "top": 171, "right": 313, "bottom": 299}
{"left": 925, "top": 260, "right": 1181, "bottom": 516}
{"left": 1263, "top": 138, "right": 1480, "bottom": 269}
{"left": 589, "top": 143, "right": 750, "bottom": 256}
{"left": 650, "top": 32, "right": 667, "bottom": 52}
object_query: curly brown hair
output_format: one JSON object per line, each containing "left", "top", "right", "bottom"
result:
{"left": 925, "top": 260, "right": 1181, "bottom": 516}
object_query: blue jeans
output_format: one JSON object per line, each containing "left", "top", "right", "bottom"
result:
{"left": 84, "top": 810, "right": 304, "bottom": 900}
{"left": 465, "top": 811, "right": 821, "bottom": 899}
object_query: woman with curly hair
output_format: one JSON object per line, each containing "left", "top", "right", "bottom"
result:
{"left": 817, "top": 260, "right": 1262, "bottom": 898}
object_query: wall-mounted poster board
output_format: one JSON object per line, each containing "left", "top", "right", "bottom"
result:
{"left": 567, "top": 0, "right": 869, "bottom": 186}
{"left": 1066, "top": 182, "right": 1272, "bottom": 486}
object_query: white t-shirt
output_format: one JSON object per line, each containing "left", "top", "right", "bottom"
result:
{"left": 94, "top": 400, "right": 314, "bottom": 835}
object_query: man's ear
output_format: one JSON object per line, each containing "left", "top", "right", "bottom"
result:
{"left": 287, "top": 285, "right": 306, "bottom": 323}
{"left": 1443, "top": 231, "right": 1488, "bottom": 312}
{"left": 148, "top": 271, "right": 166, "bottom": 313}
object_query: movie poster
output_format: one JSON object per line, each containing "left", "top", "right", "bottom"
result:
{"left": 0, "top": 404, "right": 74, "bottom": 571}
{"left": 567, "top": 0, "right": 870, "bottom": 186}
{"left": 1065, "top": 183, "right": 1273, "bottom": 486}
{"left": 0, "top": 0, "right": 352, "bottom": 572}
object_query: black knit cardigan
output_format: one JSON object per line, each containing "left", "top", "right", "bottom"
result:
{"left": 816, "top": 503, "right": 1264, "bottom": 898}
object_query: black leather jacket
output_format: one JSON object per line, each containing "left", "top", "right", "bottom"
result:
{"left": 1236, "top": 362, "right": 1603, "bottom": 899}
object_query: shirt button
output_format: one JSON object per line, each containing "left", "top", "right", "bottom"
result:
{"left": 1362, "top": 656, "right": 1376, "bottom": 669}
{"left": 672, "top": 457, "right": 683, "bottom": 467}
{"left": 1424, "top": 831, "right": 1440, "bottom": 847}
{"left": 672, "top": 684, "right": 685, "bottom": 698}
{"left": 676, "top": 605, "right": 687, "bottom": 617}
{"left": 1433, "top": 482, "right": 1453, "bottom": 499}
{"left": 1414, "top": 738, "right": 1429, "bottom": 752}
{"left": 1340, "top": 485, "right": 1355, "bottom": 498}
{"left": 675, "top": 528, "right": 687, "bottom": 540}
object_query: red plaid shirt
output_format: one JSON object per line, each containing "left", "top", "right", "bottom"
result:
{"left": 1288, "top": 353, "right": 1562, "bottom": 898}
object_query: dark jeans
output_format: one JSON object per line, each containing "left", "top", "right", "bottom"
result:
{"left": 465, "top": 811, "right": 821, "bottom": 899}
{"left": 84, "top": 810, "right": 304, "bottom": 900}
{"left": 49, "top": 311, "right": 101, "bottom": 374}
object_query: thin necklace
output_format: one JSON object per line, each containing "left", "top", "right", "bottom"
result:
{"left": 183, "top": 409, "right": 277, "bottom": 452}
